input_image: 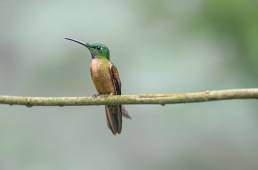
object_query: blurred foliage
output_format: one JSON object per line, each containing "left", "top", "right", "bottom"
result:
{"left": 191, "top": 0, "right": 258, "bottom": 80}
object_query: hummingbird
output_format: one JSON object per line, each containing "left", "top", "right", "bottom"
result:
{"left": 65, "top": 38, "right": 130, "bottom": 135}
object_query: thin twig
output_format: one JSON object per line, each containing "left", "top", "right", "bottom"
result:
{"left": 0, "top": 88, "right": 257, "bottom": 107}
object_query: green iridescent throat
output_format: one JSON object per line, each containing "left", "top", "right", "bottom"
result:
{"left": 65, "top": 38, "right": 110, "bottom": 60}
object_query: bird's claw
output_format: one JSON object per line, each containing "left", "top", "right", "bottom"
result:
{"left": 92, "top": 94, "right": 100, "bottom": 98}
{"left": 92, "top": 93, "right": 114, "bottom": 98}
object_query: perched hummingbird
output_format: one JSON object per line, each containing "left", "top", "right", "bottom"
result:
{"left": 65, "top": 38, "right": 130, "bottom": 135}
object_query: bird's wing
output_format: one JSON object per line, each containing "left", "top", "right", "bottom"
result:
{"left": 109, "top": 62, "right": 121, "bottom": 95}
{"left": 105, "top": 62, "right": 123, "bottom": 134}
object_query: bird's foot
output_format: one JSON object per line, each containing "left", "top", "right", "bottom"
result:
{"left": 92, "top": 94, "right": 100, "bottom": 98}
{"left": 92, "top": 93, "right": 114, "bottom": 98}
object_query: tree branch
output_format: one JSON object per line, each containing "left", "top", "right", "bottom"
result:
{"left": 0, "top": 88, "right": 257, "bottom": 107}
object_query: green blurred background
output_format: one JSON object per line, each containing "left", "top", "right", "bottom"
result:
{"left": 0, "top": 0, "right": 258, "bottom": 170}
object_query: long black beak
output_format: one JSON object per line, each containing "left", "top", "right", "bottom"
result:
{"left": 65, "top": 38, "right": 92, "bottom": 48}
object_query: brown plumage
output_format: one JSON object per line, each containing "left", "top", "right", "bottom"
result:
{"left": 90, "top": 58, "right": 125, "bottom": 135}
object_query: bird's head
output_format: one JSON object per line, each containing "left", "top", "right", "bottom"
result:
{"left": 65, "top": 38, "right": 110, "bottom": 60}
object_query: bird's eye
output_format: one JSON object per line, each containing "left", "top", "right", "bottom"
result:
{"left": 97, "top": 46, "right": 101, "bottom": 50}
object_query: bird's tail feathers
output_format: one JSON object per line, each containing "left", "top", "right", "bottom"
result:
{"left": 105, "top": 105, "right": 122, "bottom": 135}
{"left": 105, "top": 105, "right": 131, "bottom": 135}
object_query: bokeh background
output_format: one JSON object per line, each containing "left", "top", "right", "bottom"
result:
{"left": 0, "top": 0, "right": 258, "bottom": 170}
